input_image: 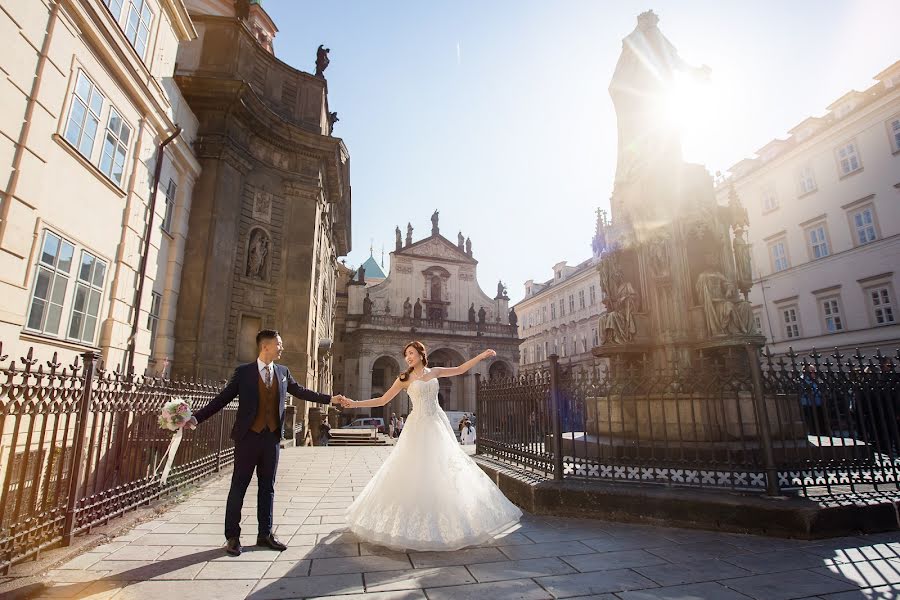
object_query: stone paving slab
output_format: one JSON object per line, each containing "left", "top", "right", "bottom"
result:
{"left": 35, "top": 446, "right": 900, "bottom": 599}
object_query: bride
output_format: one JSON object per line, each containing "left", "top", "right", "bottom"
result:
{"left": 338, "top": 341, "right": 523, "bottom": 551}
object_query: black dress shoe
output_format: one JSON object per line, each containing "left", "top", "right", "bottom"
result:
{"left": 225, "top": 537, "right": 242, "bottom": 556}
{"left": 256, "top": 533, "right": 287, "bottom": 551}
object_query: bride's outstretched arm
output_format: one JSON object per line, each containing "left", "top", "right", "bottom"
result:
{"left": 430, "top": 349, "right": 496, "bottom": 378}
{"left": 346, "top": 377, "right": 403, "bottom": 408}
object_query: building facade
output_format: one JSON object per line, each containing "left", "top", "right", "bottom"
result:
{"left": 0, "top": 0, "right": 200, "bottom": 372}
{"left": 516, "top": 210, "right": 607, "bottom": 370}
{"left": 171, "top": 0, "right": 351, "bottom": 406}
{"left": 339, "top": 215, "right": 519, "bottom": 419}
{"left": 717, "top": 61, "right": 900, "bottom": 357}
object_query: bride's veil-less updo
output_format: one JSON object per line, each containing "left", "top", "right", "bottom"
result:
{"left": 399, "top": 341, "right": 428, "bottom": 382}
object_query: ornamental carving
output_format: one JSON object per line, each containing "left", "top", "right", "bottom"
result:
{"left": 252, "top": 190, "right": 273, "bottom": 223}
{"left": 403, "top": 239, "right": 465, "bottom": 261}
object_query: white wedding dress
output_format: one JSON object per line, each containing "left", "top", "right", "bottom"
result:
{"left": 345, "top": 370, "right": 523, "bottom": 551}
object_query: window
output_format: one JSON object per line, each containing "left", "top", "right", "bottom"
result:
{"left": 123, "top": 0, "right": 154, "bottom": 59}
{"left": 161, "top": 179, "right": 176, "bottom": 233}
{"left": 769, "top": 240, "right": 789, "bottom": 272}
{"left": 147, "top": 291, "right": 162, "bottom": 355}
{"left": 589, "top": 285, "right": 596, "bottom": 305}
{"left": 63, "top": 71, "right": 104, "bottom": 160}
{"left": 103, "top": 0, "right": 125, "bottom": 20}
{"left": 753, "top": 311, "right": 762, "bottom": 334}
{"left": 541, "top": 306, "right": 547, "bottom": 323}
{"left": 99, "top": 108, "right": 131, "bottom": 186}
{"left": 868, "top": 286, "right": 895, "bottom": 326}
{"left": 559, "top": 298, "right": 565, "bottom": 317}
{"left": 578, "top": 290, "right": 585, "bottom": 309}
{"left": 26, "top": 231, "right": 75, "bottom": 335}
{"left": 820, "top": 297, "right": 843, "bottom": 333}
{"left": 798, "top": 166, "right": 817, "bottom": 195}
{"left": 543, "top": 341, "right": 548, "bottom": 359}
{"left": 850, "top": 206, "right": 878, "bottom": 245}
{"left": 67, "top": 251, "right": 108, "bottom": 344}
{"left": 762, "top": 185, "right": 778, "bottom": 212}
{"left": 592, "top": 327, "right": 599, "bottom": 347}
{"left": 836, "top": 141, "right": 861, "bottom": 176}
{"left": 806, "top": 224, "right": 829, "bottom": 259}
{"left": 889, "top": 117, "right": 900, "bottom": 153}
{"left": 562, "top": 336, "right": 567, "bottom": 357}
{"left": 782, "top": 306, "right": 800, "bottom": 339}
{"left": 569, "top": 295, "right": 575, "bottom": 313}
{"left": 550, "top": 303, "right": 556, "bottom": 320}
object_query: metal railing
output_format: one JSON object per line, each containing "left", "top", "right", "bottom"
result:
{"left": 0, "top": 346, "right": 236, "bottom": 574}
{"left": 476, "top": 347, "right": 900, "bottom": 500}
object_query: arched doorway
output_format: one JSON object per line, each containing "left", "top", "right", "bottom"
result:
{"left": 427, "top": 347, "right": 467, "bottom": 410}
{"left": 489, "top": 360, "right": 512, "bottom": 380}
{"left": 370, "top": 355, "right": 404, "bottom": 421}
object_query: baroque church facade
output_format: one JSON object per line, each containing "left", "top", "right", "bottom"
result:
{"left": 338, "top": 213, "right": 519, "bottom": 419}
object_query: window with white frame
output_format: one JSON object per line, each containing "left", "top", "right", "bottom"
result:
{"left": 589, "top": 285, "right": 596, "bottom": 305}
{"left": 161, "top": 178, "right": 176, "bottom": 233}
{"left": 888, "top": 117, "right": 900, "bottom": 153}
{"left": 26, "top": 231, "right": 75, "bottom": 335}
{"left": 99, "top": 107, "right": 132, "bottom": 186}
{"left": 147, "top": 291, "right": 162, "bottom": 355}
{"left": 836, "top": 141, "right": 862, "bottom": 176}
{"left": 821, "top": 297, "right": 844, "bottom": 333}
{"left": 123, "top": 0, "right": 154, "bottom": 59}
{"left": 798, "top": 166, "right": 817, "bottom": 195}
{"left": 579, "top": 289, "right": 585, "bottom": 309}
{"left": 762, "top": 185, "right": 778, "bottom": 212}
{"left": 806, "top": 224, "right": 829, "bottom": 259}
{"left": 769, "top": 239, "right": 789, "bottom": 272}
{"left": 67, "top": 251, "right": 107, "bottom": 344}
{"left": 541, "top": 305, "right": 547, "bottom": 323}
{"left": 581, "top": 337, "right": 587, "bottom": 353}
{"left": 26, "top": 230, "right": 107, "bottom": 346}
{"left": 850, "top": 205, "right": 877, "bottom": 245}
{"left": 562, "top": 336, "right": 567, "bottom": 357}
{"left": 543, "top": 341, "right": 548, "bottom": 359}
{"left": 103, "top": 0, "right": 125, "bottom": 20}
{"left": 550, "top": 303, "right": 556, "bottom": 320}
{"left": 782, "top": 306, "right": 800, "bottom": 339}
{"left": 867, "top": 286, "right": 895, "bottom": 326}
{"left": 559, "top": 298, "right": 565, "bottom": 317}
{"left": 569, "top": 294, "right": 575, "bottom": 313}
{"left": 63, "top": 71, "right": 104, "bottom": 160}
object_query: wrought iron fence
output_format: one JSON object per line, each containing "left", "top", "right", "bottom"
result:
{"left": 476, "top": 347, "right": 900, "bottom": 500}
{"left": 0, "top": 346, "right": 236, "bottom": 574}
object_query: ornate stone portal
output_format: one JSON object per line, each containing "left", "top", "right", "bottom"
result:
{"left": 584, "top": 11, "right": 805, "bottom": 450}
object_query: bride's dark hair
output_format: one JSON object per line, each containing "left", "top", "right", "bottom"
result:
{"left": 398, "top": 341, "right": 428, "bottom": 382}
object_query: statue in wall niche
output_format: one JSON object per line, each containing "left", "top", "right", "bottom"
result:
{"left": 508, "top": 306, "right": 518, "bottom": 327}
{"left": 468, "top": 303, "right": 476, "bottom": 323}
{"left": 647, "top": 236, "right": 670, "bottom": 278}
{"left": 363, "top": 291, "right": 372, "bottom": 315}
{"left": 478, "top": 306, "right": 486, "bottom": 324}
{"left": 246, "top": 229, "right": 269, "bottom": 280}
{"left": 413, "top": 297, "right": 422, "bottom": 319}
{"left": 403, "top": 297, "right": 412, "bottom": 318}
{"left": 597, "top": 252, "right": 638, "bottom": 344}
{"left": 396, "top": 226, "right": 402, "bottom": 251}
{"left": 695, "top": 258, "right": 754, "bottom": 336}
{"left": 315, "top": 45, "right": 330, "bottom": 78}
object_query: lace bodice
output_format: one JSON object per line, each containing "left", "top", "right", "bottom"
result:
{"left": 408, "top": 372, "right": 440, "bottom": 416}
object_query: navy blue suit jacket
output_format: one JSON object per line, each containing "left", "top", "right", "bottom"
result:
{"left": 194, "top": 362, "right": 332, "bottom": 441}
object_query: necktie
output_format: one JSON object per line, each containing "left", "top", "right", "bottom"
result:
{"left": 264, "top": 365, "right": 271, "bottom": 387}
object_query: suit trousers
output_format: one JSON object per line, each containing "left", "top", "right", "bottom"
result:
{"left": 225, "top": 428, "right": 280, "bottom": 540}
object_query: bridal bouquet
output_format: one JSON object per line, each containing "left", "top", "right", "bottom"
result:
{"left": 154, "top": 398, "right": 193, "bottom": 485}
{"left": 158, "top": 398, "right": 193, "bottom": 431}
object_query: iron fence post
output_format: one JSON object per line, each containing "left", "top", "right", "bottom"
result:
{"left": 746, "top": 344, "right": 780, "bottom": 496}
{"left": 474, "top": 373, "right": 482, "bottom": 455}
{"left": 216, "top": 400, "right": 226, "bottom": 472}
{"left": 63, "top": 350, "right": 96, "bottom": 545}
{"left": 549, "top": 354, "right": 564, "bottom": 480}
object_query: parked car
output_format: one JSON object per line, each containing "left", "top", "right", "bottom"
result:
{"left": 345, "top": 417, "right": 386, "bottom": 434}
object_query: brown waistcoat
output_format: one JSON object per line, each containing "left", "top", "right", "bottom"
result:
{"left": 250, "top": 369, "right": 279, "bottom": 433}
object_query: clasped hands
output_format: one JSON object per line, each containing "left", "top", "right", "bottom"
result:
{"left": 331, "top": 394, "right": 354, "bottom": 408}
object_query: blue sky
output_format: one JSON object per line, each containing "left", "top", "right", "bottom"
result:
{"left": 264, "top": 1, "right": 899, "bottom": 305}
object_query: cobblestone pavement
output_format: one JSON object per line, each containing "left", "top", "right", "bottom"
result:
{"left": 39, "top": 446, "right": 900, "bottom": 599}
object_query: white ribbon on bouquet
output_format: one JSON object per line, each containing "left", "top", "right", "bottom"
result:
{"left": 153, "top": 427, "right": 183, "bottom": 486}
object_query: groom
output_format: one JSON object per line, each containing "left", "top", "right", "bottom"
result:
{"left": 188, "top": 329, "right": 346, "bottom": 556}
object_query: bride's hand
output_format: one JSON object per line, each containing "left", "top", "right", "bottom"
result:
{"left": 481, "top": 349, "right": 496, "bottom": 359}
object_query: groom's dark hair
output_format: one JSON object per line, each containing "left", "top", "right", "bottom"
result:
{"left": 256, "top": 329, "right": 280, "bottom": 348}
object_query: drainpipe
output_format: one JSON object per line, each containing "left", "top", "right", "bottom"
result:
{"left": 125, "top": 126, "right": 182, "bottom": 375}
